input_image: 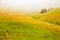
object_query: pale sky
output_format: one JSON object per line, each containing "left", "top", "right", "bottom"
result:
{"left": 0, "top": 0, "right": 60, "bottom": 12}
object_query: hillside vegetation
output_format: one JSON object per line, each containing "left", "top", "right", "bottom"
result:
{"left": 32, "top": 8, "right": 60, "bottom": 25}
{"left": 0, "top": 8, "right": 60, "bottom": 40}
{"left": 30, "top": 12, "right": 43, "bottom": 19}
{"left": 39, "top": 8, "right": 60, "bottom": 25}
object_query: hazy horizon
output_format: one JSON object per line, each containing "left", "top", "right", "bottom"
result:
{"left": 0, "top": 0, "right": 60, "bottom": 12}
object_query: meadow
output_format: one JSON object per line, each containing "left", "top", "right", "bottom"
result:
{"left": 0, "top": 7, "right": 60, "bottom": 40}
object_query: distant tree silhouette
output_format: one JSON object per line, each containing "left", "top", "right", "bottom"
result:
{"left": 48, "top": 8, "right": 53, "bottom": 11}
{"left": 40, "top": 9, "right": 47, "bottom": 13}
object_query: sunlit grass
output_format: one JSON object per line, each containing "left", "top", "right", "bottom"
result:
{"left": 32, "top": 8, "right": 60, "bottom": 25}
{"left": 0, "top": 8, "right": 60, "bottom": 40}
{"left": 0, "top": 15, "right": 60, "bottom": 40}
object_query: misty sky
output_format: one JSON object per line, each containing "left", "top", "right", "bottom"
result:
{"left": 0, "top": 0, "right": 60, "bottom": 12}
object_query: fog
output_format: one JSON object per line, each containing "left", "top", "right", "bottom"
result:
{"left": 0, "top": 0, "right": 60, "bottom": 12}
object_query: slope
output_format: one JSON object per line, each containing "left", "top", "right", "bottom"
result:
{"left": 30, "top": 12, "right": 43, "bottom": 19}
{"left": 0, "top": 8, "right": 60, "bottom": 40}
{"left": 38, "top": 8, "right": 60, "bottom": 25}
{"left": 0, "top": 14, "right": 60, "bottom": 40}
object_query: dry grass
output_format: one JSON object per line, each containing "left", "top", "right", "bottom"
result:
{"left": 0, "top": 8, "right": 60, "bottom": 40}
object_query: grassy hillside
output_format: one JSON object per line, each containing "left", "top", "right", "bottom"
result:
{"left": 30, "top": 12, "right": 43, "bottom": 19}
{"left": 38, "top": 8, "right": 60, "bottom": 25}
{"left": 32, "top": 14, "right": 43, "bottom": 19}
{"left": 0, "top": 7, "right": 27, "bottom": 15}
{"left": 0, "top": 14, "right": 60, "bottom": 40}
{"left": 0, "top": 8, "right": 60, "bottom": 40}
{"left": 32, "top": 8, "right": 60, "bottom": 25}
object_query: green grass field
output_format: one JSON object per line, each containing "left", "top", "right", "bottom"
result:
{"left": 0, "top": 8, "right": 60, "bottom": 40}
{"left": 32, "top": 8, "right": 60, "bottom": 25}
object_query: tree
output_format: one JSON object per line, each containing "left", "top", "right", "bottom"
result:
{"left": 40, "top": 9, "right": 47, "bottom": 13}
{"left": 48, "top": 8, "right": 53, "bottom": 11}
